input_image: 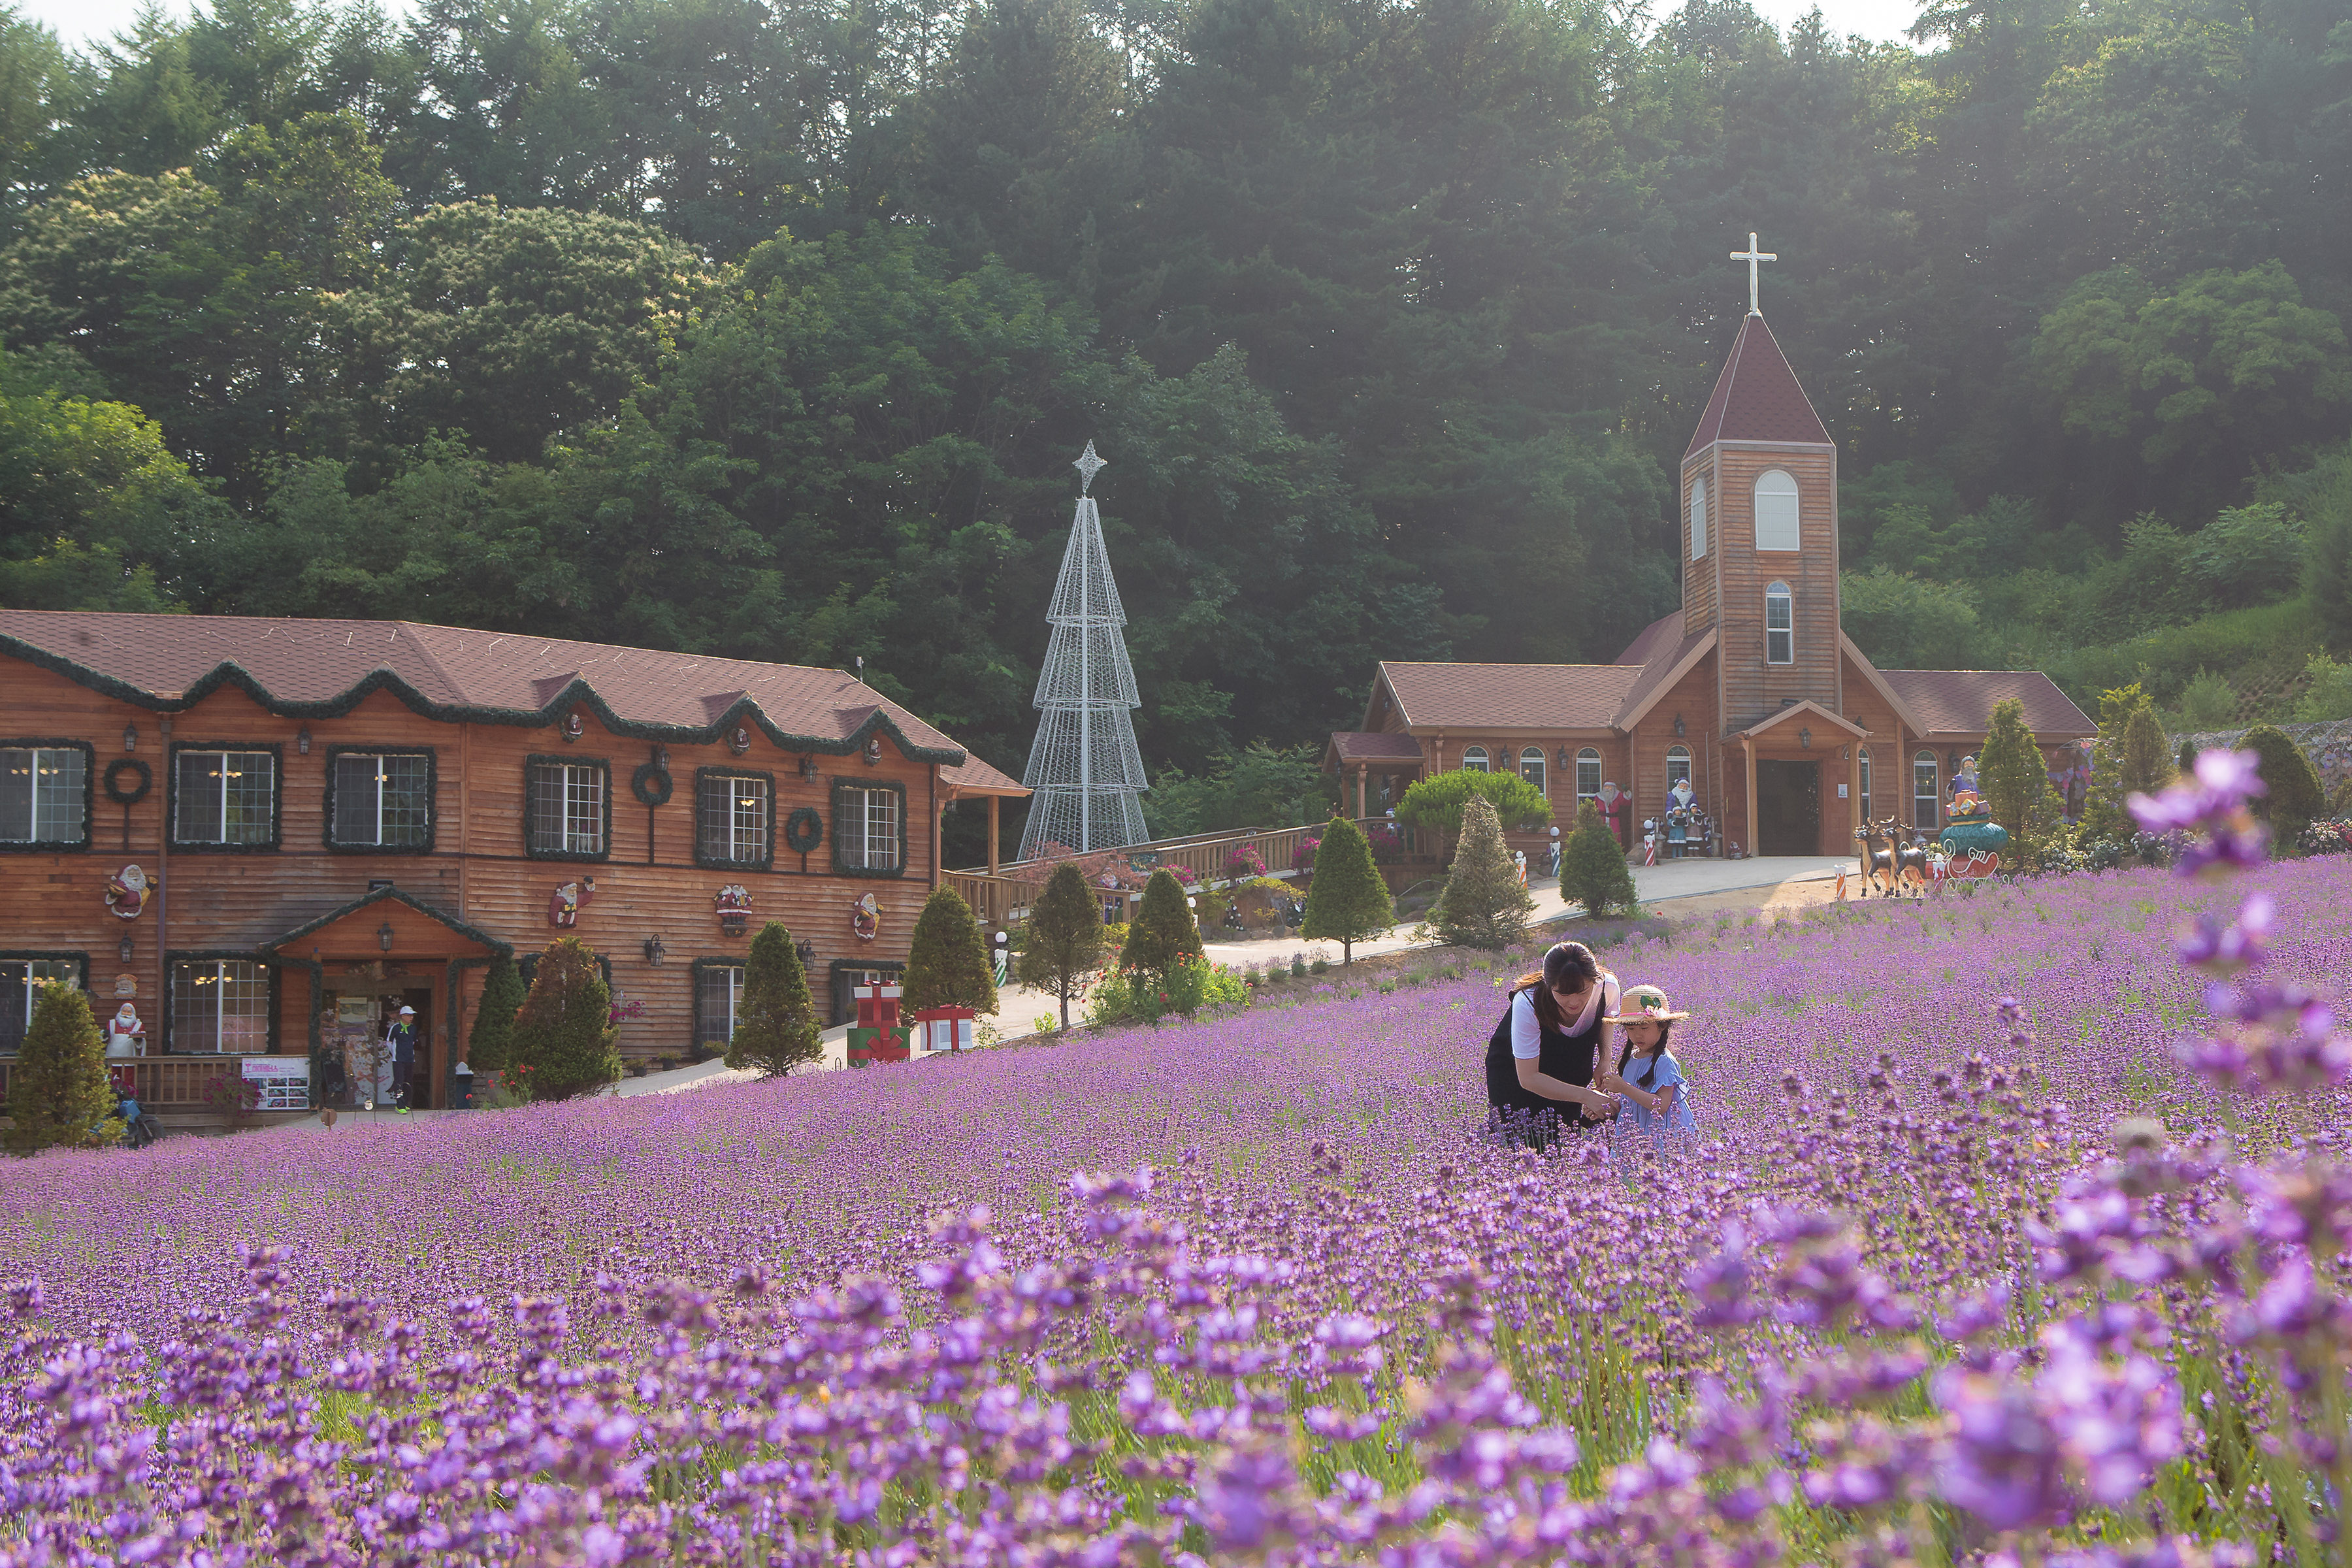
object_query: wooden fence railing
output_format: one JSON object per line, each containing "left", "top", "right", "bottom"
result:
{"left": 0, "top": 1056, "right": 255, "bottom": 1108}
{"left": 947, "top": 818, "right": 1428, "bottom": 928}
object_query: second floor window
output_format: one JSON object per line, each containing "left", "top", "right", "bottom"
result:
{"left": 332, "top": 753, "right": 430, "bottom": 847}
{"left": 1765, "top": 582, "right": 1793, "bottom": 665}
{"left": 835, "top": 785, "right": 902, "bottom": 873}
{"left": 528, "top": 760, "right": 606, "bottom": 857}
{"left": 698, "top": 772, "right": 771, "bottom": 866}
{"left": 175, "top": 750, "right": 276, "bottom": 845}
{"left": 0, "top": 746, "right": 86, "bottom": 845}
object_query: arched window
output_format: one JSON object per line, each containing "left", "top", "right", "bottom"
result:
{"left": 1690, "top": 476, "right": 1708, "bottom": 561}
{"left": 1519, "top": 747, "right": 1545, "bottom": 795}
{"left": 1765, "top": 581, "right": 1793, "bottom": 665}
{"left": 1754, "top": 469, "right": 1800, "bottom": 551}
{"left": 1857, "top": 747, "right": 1873, "bottom": 821}
{"left": 1913, "top": 751, "right": 1939, "bottom": 829}
{"left": 1576, "top": 748, "right": 1601, "bottom": 813}
{"left": 1461, "top": 746, "right": 1489, "bottom": 774}
{"left": 1665, "top": 745, "right": 1692, "bottom": 794}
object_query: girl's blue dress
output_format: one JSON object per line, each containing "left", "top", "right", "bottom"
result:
{"left": 1620, "top": 1051, "right": 1697, "bottom": 1139}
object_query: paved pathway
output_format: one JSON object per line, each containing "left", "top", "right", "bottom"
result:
{"left": 291, "top": 854, "right": 1856, "bottom": 1122}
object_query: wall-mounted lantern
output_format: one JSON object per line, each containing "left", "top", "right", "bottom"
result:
{"left": 377, "top": 920, "right": 396, "bottom": 953}
{"left": 122, "top": 723, "right": 137, "bottom": 753}
{"left": 1798, "top": 727, "right": 1812, "bottom": 750}
{"left": 118, "top": 935, "right": 134, "bottom": 964}
{"left": 643, "top": 936, "right": 666, "bottom": 966}
{"left": 297, "top": 726, "right": 312, "bottom": 755}
{"left": 1673, "top": 712, "right": 1686, "bottom": 738}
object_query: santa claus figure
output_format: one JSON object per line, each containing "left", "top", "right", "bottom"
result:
{"left": 104, "top": 1003, "right": 144, "bottom": 1092}
{"left": 1596, "top": 781, "right": 1628, "bottom": 847}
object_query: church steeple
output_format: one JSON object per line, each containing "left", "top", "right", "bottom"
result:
{"left": 1678, "top": 238, "right": 1842, "bottom": 731}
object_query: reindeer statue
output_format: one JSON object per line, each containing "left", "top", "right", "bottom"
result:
{"left": 1852, "top": 816, "right": 1931, "bottom": 896}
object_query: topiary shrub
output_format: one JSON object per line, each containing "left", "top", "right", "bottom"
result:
{"left": 727, "top": 922, "right": 822, "bottom": 1078}
{"left": 1120, "top": 868, "right": 1205, "bottom": 978}
{"left": 1017, "top": 864, "right": 1106, "bottom": 1031}
{"left": 904, "top": 887, "right": 998, "bottom": 1015}
{"left": 1559, "top": 800, "right": 1639, "bottom": 920}
{"left": 2240, "top": 723, "right": 2325, "bottom": 849}
{"left": 1300, "top": 815, "right": 1394, "bottom": 963}
{"left": 5, "top": 982, "right": 117, "bottom": 1154}
{"left": 508, "top": 937, "right": 621, "bottom": 1101}
{"left": 466, "top": 951, "right": 526, "bottom": 1075}
{"left": 1430, "top": 794, "right": 1535, "bottom": 949}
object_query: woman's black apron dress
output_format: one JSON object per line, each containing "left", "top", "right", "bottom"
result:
{"left": 1484, "top": 990, "right": 1606, "bottom": 1149}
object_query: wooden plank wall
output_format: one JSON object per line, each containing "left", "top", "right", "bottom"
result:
{"left": 1710, "top": 442, "right": 1841, "bottom": 733}
{"left": 0, "top": 661, "right": 945, "bottom": 1076}
{"left": 1679, "top": 450, "right": 1719, "bottom": 639}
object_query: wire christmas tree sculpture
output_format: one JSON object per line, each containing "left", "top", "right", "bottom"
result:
{"left": 1017, "top": 442, "right": 1151, "bottom": 858}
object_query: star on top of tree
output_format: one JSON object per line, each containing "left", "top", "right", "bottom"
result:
{"left": 1073, "top": 440, "right": 1106, "bottom": 495}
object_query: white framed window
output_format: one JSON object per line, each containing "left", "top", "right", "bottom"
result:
{"left": 1461, "top": 746, "right": 1489, "bottom": 774}
{"left": 527, "top": 760, "right": 606, "bottom": 856}
{"left": 1765, "top": 581, "right": 1793, "bottom": 665}
{"left": 331, "top": 753, "right": 431, "bottom": 847}
{"left": 696, "top": 964, "right": 743, "bottom": 1049}
{"left": 1665, "top": 745, "right": 1693, "bottom": 791}
{"left": 174, "top": 749, "right": 276, "bottom": 845}
{"left": 1754, "top": 469, "right": 1800, "bottom": 551}
{"left": 1575, "top": 748, "right": 1602, "bottom": 813}
{"left": 1, "top": 958, "right": 82, "bottom": 1054}
{"left": 697, "top": 772, "right": 771, "bottom": 866}
{"left": 835, "top": 786, "right": 902, "bottom": 872}
{"left": 1518, "top": 747, "right": 1545, "bottom": 795}
{"left": 1690, "top": 476, "right": 1708, "bottom": 560}
{"left": 1858, "top": 747, "right": 1872, "bottom": 821}
{"left": 171, "top": 958, "right": 270, "bottom": 1053}
{"left": 0, "top": 747, "right": 88, "bottom": 845}
{"left": 1914, "top": 752, "right": 1940, "bottom": 830}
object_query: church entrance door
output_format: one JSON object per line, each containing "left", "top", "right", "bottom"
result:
{"left": 1755, "top": 760, "right": 1820, "bottom": 856}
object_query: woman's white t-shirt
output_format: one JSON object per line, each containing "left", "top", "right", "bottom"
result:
{"left": 1509, "top": 972, "right": 1618, "bottom": 1059}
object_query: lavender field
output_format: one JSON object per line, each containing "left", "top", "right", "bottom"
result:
{"left": 5, "top": 807, "right": 2349, "bottom": 1563}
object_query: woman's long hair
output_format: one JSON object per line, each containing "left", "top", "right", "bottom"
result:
{"left": 1511, "top": 941, "right": 1601, "bottom": 1032}
{"left": 1616, "top": 1020, "right": 1674, "bottom": 1089}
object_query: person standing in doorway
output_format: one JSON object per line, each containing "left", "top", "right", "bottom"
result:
{"left": 386, "top": 1005, "right": 416, "bottom": 1109}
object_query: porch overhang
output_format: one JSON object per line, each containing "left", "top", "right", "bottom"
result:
{"left": 1734, "top": 699, "right": 1870, "bottom": 746}
{"left": 261, "top": 885, "right": 512, "bottom": 961}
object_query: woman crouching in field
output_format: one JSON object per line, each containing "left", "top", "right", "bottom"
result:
{"left": 1483, "top": 941, "right": 1622, "bottom": 1148}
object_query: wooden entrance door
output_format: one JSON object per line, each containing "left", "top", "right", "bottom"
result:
{"left": 1755, "top": 760, "right": 1821, "bottom": 856}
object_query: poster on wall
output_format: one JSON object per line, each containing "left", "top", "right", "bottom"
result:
{"left": 240, "top": 1056, "right": 311, "bottom": 1112}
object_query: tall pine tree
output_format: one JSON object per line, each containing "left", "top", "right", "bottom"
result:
{"left": 1301, "top": 815, "right": 1392, "bottom": 963}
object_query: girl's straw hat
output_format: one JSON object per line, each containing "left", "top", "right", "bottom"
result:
{"left": 1603, "top": 984, "right": 1688, "bottom": 1022}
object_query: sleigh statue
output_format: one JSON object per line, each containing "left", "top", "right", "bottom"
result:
{"left": 1935, "top": 756, "right": 2006, "bottom": 881}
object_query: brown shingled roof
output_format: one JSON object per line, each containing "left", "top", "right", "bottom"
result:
{"left": 1377, "top": 661, "right": 1641, "bottom": 731}
{"left": 1612, "top": 626, "right": 1716, "bottom": 730}
{"left": 942, "top": 754, "right": 1030, "bottom": 796}
{"left": 1329, "top": 731, "right": 1426, "bottom": 764}
{"left": 1614, "top": 609, "right": 1684, "bottom": 667}
{"left": 1878, "top": 669, "right": 2095, "bottom": 740}
{"left": 1683, "top": 314, "right": 1833, "bottom": 458}
{"left": 0, "top": 610, "right": 978, "bottom": 764}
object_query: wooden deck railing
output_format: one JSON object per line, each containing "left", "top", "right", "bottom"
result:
{"left": 947, "top": 818, "right": 1428, "bottom": 928}
{"left": 0, "top": 1055, "right": 269, "bottom": 1108}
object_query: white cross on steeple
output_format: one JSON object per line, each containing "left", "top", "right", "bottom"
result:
{"left": 1730, "top": 232, "right": 1777, "bottom": 316}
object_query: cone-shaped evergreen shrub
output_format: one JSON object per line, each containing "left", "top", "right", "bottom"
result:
{"left": 1017, "top": 863, "right": 1105, "bottom": 1030}
{"left": 1301, "top": 815, "right": 1393, "bottom": 962}
{"left": 508, "top": 938, "right": 621, "bottom": 1101}
{"left": 2083, "top": 684, "right": 2173, "bottom": 842}
{"left": 6, "top": 982, "right": 118, "bottom": 1154}
{"left": 466, "top": 951, "right": 526, "bottom": 1073}
{"left": 1979, "top": 698, "right": 2046, "bottom": 843}
{"left": 2241, "top": 723, "right": 2325, "bottom": 845}
{"left": 727, "top": 923, "right": 822, "bottom": 1077}
{"left": 1431, "top": 794, "right": 1535, "bottom": 949}
{"left": 1119, "top": 869, "right": 1205, "bottom": 977}
{"left": 1559, "top": 801, "right": 1638, "bottom": 920}
{"left": 906, "top": 889, "right": 998, "bottom": 1014}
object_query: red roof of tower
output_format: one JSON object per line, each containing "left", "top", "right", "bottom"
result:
{"left": 1682, "top": 314, "right": 1833, "bottom": 459}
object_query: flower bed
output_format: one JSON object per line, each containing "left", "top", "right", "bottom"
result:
{"left": 5, "top": 773, "right": 2349, "bottom": 1563}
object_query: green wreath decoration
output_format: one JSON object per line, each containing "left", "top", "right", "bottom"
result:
{"left": 630, "top": 762, "right": 673, "bottom": 807}
{"left": 103, "top": 759, "right": 152, "bottom": 806}
{"left": 784, "top": 806, "right": 824, "bottom": 855}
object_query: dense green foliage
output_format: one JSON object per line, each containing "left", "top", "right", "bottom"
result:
{"left": 1396, "top": 770, "right": 1554, "bottom": 849}
{"left": 3, "top": 982, "right": 116, "bottom": 1154}
{"left": 465, "top": 952, "right": 525, "bottom": 1075}
{"left": 727, "top": 923, "right": 823, "bottom": 1078}
{"left": 1976, "top": 698, "right": 2044, "bottom": 843}
{"left": 1118, "top": 869, "right": 1205, "bottom": 978}
{"left": 1016, "top": 863, "right": 1106, "bottom": 1030}
{"left": 905, "top": 889, "right": 1000, "bottom": 1016}
{"left": 3, "top": 0, "right": 2350, "bottom": 825}
{"left": 1300, "top": 815, "right": 1394, "bottom": 963}
{"left": 2240, "top": 723, "right": 2326, "bottom": 846}
{"left": 1430, "top": 795, "right": 1533, "bottom": 949}
{"left": 2082, "top": 684, "right": 2175, "bottom": 843}
{"left": 509, "top": 938, "right": 621, "bottom": 1100}
{"left": 1558, "top": 801, "right": 1639, "bottom": 921}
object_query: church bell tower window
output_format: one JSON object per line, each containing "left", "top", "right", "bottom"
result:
{"left": 1690, "top": 476, "right": 1708, "bottom": 561}
{"left": 1754, "top": 470, "right": 1800, "bottom": 551}
{"left": 1765, "top": 581, "right": 1793, "bottom": 666}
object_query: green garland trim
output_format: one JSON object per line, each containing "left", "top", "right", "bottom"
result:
{"left": 260, "top": 883, "right": 515, "bottom": 959}
{"left": 0, "top": 635, "right": 968, "bottom": 766}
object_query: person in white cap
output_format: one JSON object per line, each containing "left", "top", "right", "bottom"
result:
{"left": 385, "top": 1005, "right": 417, "bottom": 1109}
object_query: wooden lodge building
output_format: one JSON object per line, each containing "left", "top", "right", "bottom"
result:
{"left": 1326, "top": 305, "right": 2096, "bottom": 858}
{"left": 0, "top": 611, "right": 1026, "bottom": 1111}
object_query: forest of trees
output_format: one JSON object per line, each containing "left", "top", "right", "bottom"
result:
{"left": 0, "top": 0, "right": 2347, "bottom": 852}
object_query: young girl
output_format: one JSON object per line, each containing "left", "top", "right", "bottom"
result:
{"left": 1601, "top": 985, "right": 1696, "bottom": 1143}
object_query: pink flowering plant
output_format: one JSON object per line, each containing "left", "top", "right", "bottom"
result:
{"left": 1, "top": 742, "right": 2347, "bottom": 1564}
